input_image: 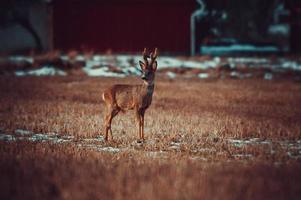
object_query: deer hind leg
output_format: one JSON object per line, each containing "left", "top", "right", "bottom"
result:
{"left": 104, "top": 112, "right": 111, "bottom": 141}
{"left": 104, "top": 106, "right": 119, "bottom": 141}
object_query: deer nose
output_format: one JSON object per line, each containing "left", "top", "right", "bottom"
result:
{"left": 141, "top": 75, "right": 147, "bottom": 80}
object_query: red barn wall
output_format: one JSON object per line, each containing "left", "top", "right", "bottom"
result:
{"left": 53, "top": 0, "right": 196, "bottom": 53}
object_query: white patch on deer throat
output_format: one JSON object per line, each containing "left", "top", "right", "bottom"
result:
{"left": 143, "top": 80, "right": 149, "bottom": 85}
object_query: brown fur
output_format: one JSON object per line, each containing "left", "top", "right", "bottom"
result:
{"left": 102, "top": 48, "right": 158, "bottom": 141}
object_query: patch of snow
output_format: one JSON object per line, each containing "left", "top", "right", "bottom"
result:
{"left": 78, "top": 143, "right": 121, "bottom": 153}
{"left": 75, "top": 55, "right": 86, "bottom": 62}
{"left": 287, "top": 152, "right": 301, "bottom": 159}
{"left": 191, "top": 148, "right": 216, "bottom": 153}
{"left": 228, "top": 137, "right": 301, "bottom": 160}
{"left": 2, "top": 129, "right": 74, "bottom": 143}
{"left": 249, "top": 138, "right": 264, "bottom": 143}
{"left": 15, "top": 71, "right": 26, "bottom": 76}
{"left": 82, "top": 136, "right": 104, "bottom": 142}
{"left": 166, "top": 72, "right": 176, "bottom": 79}
{"left": 228, "top": 57, "right": 269, "bottom": 64}
{"left": 19, "top": 132, "right": 71, "bottom": 143}
{"left": 198, "top": 73, "right": 209, "bottom": 79}
{"left": 28, "top": 133, "right": 51, "bottom": 142}
{"left": 279, "top": 140, "right": 301, "bottom": 149}
{"left": 61, "top": 135, "right": 74, "bottom": 140}
{"left": 279, "top": 60, "right": 301, "bottom": 71}
{"left": 97, "top": 146, "right": 120, "bottom": 153}
{"left": 230, "top": 71, "right": 252, "bottom": 79}
{"left": 54, "top": 138, "right": 70, "bottom": 143}
{"left": 264, "top": 73, "right": 273, "bottom": 80}
{"left": 227, "top": 138, "right": 272, "bottom": 147}
{"left": 60, "top": 55, "right": 69, "bottom": 62}
{"left": 15, "top": 66, "right": 66, "bottom": 76}
{"left": 47, "top": 132, "right": 58, "bottom": 136}
{"left": 83, "top": 66, "right": 126, "bottom": 77}
{"left": 228, "top": 139, "right": 245, "bottom": 147}
{"left": 15, "top": 129, "right": 33, "bottom": 135}
{"left": 169, "top": 145, "right": 180, "bottom": 150}
{"left": 0, "top": 134, "right": 16, "bottom": 141}
{"left": 190, "top": 156, "right": 208, "bottom": 161}
{"left": 230, "top": 71, "right": 240, "bottom": 78}
{"left": 233, "top": 154, "right": 254, "bottom": 158}
{"left": 9, "top": 56, "right": 33, "bottom": 64}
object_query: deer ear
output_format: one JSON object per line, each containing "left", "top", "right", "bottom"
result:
{"left": 152, "top": 61, "right": 157, "bottom": 71}
{"left": 139, "top": 61, "right": 146, "bottom": 70}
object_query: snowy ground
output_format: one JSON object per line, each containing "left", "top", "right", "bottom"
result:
{"left": 1, "top": 129, "right": 300, "bottom": 161}
{"left": 3, "top": 54, "right": 301, "bottom": 80}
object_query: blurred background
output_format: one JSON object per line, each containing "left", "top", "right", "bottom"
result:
{"left": 0, "top": 0, "right": 300, "bottom": 56}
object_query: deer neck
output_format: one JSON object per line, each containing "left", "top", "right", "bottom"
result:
{"left": 142, "top": 81, "right": 155, "bottom": 96}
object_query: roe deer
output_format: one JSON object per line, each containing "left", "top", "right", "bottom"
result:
{"left": 102, "top": 48, "right": 158, "bottom": 141}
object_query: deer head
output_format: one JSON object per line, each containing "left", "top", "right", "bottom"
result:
{"left": 139, "top": 48, "right": 158, "bottom": 85}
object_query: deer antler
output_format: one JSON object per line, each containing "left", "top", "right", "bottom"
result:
{"left": 149, "top": 48, "right": 158, "bottom": 66}
{"left": 142, "top": 48, "right": 149, "bottom": 66}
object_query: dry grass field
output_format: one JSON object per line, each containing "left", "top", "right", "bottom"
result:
{"left": 1, "top": 75, "right": 301, "bottom": 199}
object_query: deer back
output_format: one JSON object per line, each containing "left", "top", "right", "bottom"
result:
{"left": 103, "top": 84, "right": 154, "bottom": 111}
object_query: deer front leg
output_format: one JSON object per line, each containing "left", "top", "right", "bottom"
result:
{"left": 135, "top": 109, "right": 142, "bottom": 140}
{"left": 135, "top": 109, "right": 146, "bottom": 141}
{"left": 135, "top": 110, "right": 141, "bottom": 139}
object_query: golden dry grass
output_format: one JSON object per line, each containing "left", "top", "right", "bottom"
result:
{"left": 1, "top": 76, "right": 301, "bottom": 199}
{"left": 1, "top": 76, "right": 300, "bottom": 139}
{"left": 1, "top": 142, "right": 301, "bottom": 200}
